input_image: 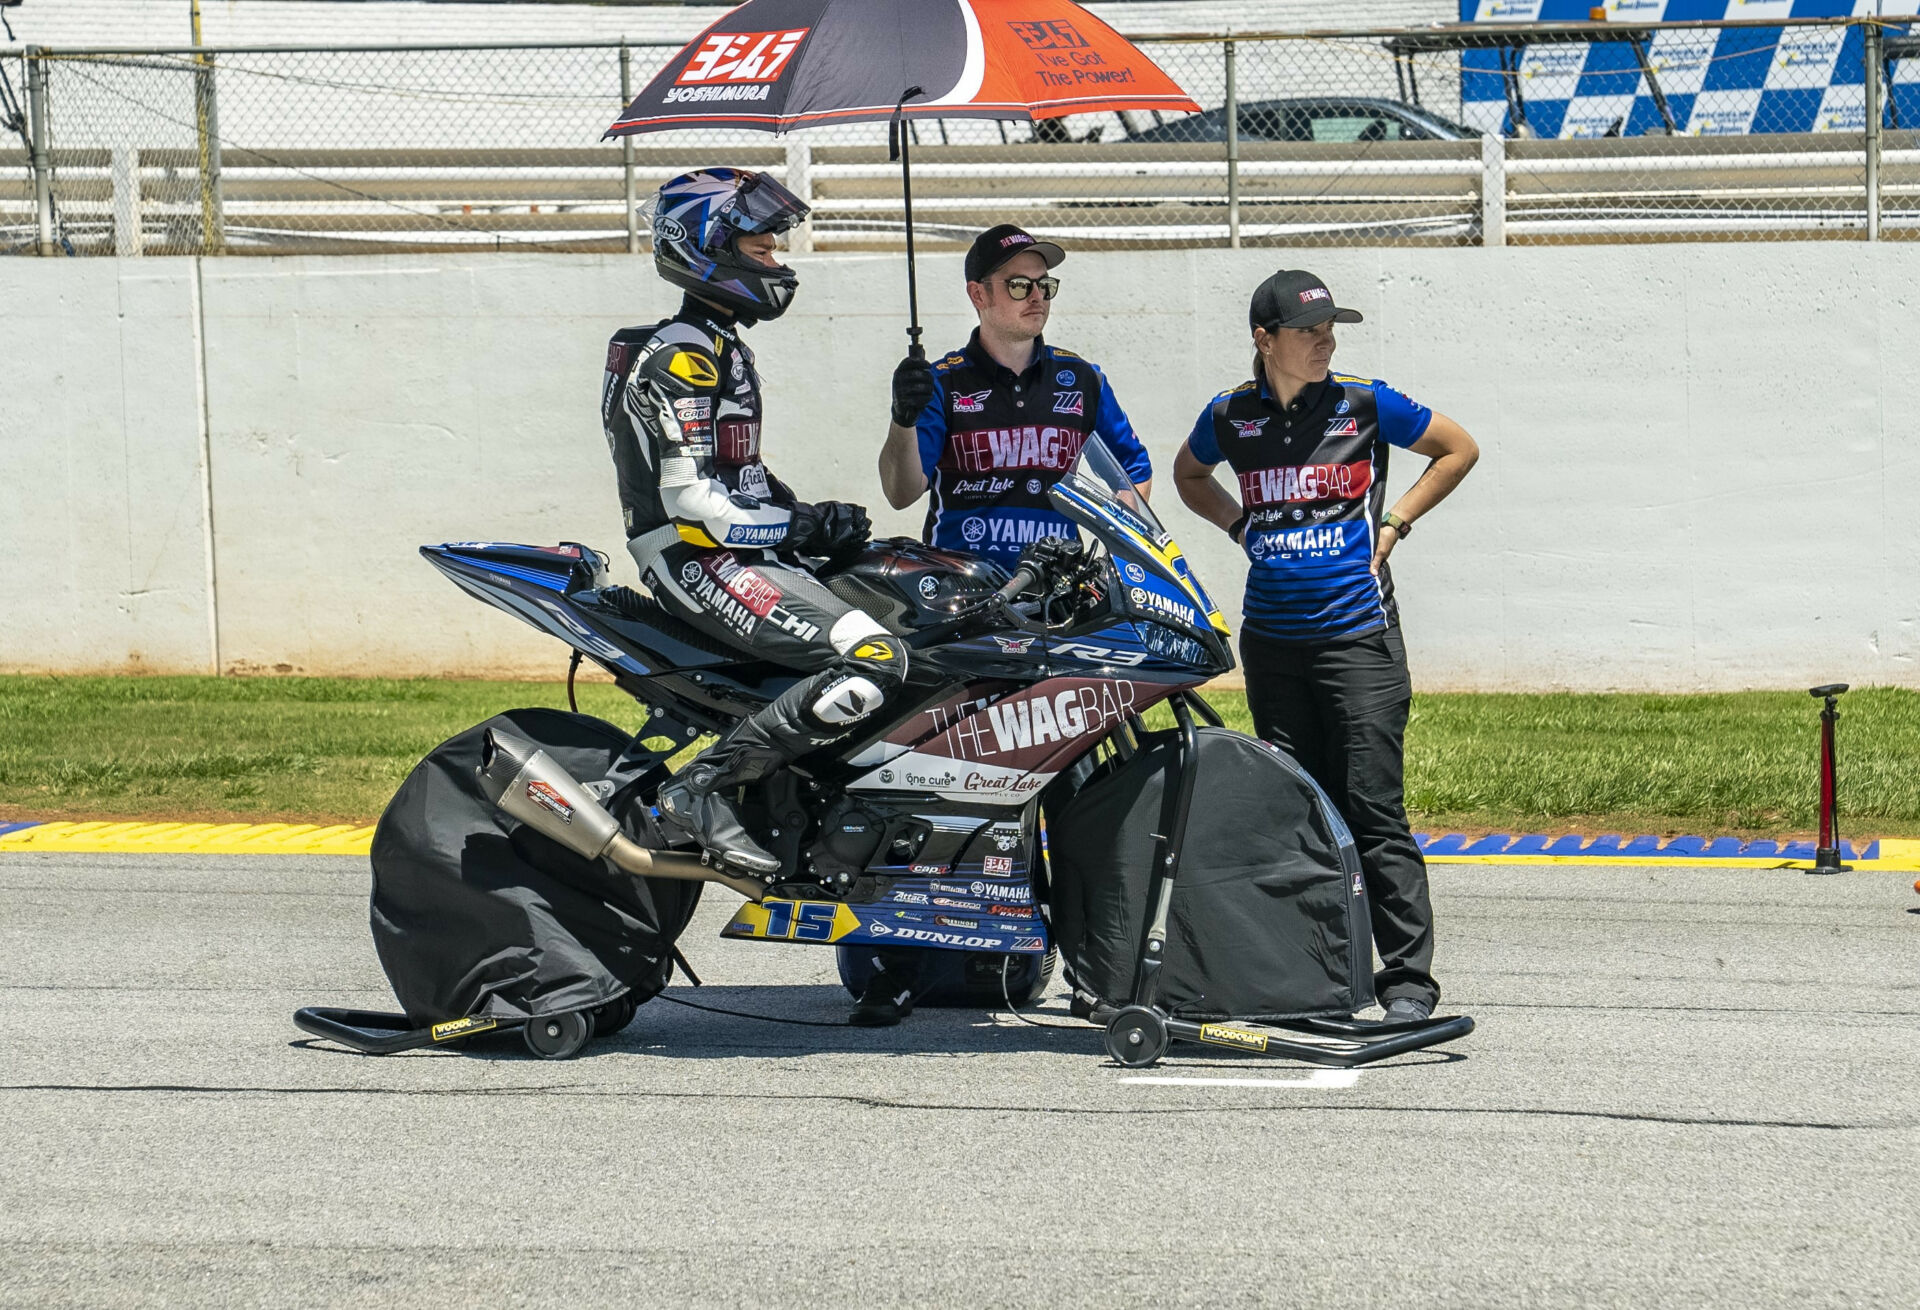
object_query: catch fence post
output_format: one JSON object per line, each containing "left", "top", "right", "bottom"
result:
{"left": 27, "top": 48, "right": 54, "bottom": 256}
{"left": 786, "top": 137, "right": 813, "bottom": 253}
{"left": 1864, "top": 20, "right": 1882, "bottom": 242}
{"left": 1480, "top": 131, "right": 1505, "bottom": 247}
{"left": 620, "top": 42, "right": 639, "bottom": 254}
{"left": 111, "top": 146, "right": 143, "bottom": 256}
{"left": 1225, "top": 38, "right": 1240, "bottom": 250}
{"left": 190, "top": 4, "right": 225, "bottom": 254}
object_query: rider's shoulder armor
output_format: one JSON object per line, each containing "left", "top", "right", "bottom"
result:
{"left": 637, "top": 321, "right": 723, "bottom": 398}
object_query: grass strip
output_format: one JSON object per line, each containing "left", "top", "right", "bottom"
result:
{"left": 1, "top": 676, "right": 1915, "bottom": 839}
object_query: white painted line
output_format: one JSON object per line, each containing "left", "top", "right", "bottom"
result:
{"left": 1122, "top": 1069, "right": 1362, "bottom": 1090}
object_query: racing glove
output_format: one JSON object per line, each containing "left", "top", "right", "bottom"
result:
{"left": 890, "top": 355, "right": 937, "bottom": 427}
{"left": 787, "top": 501, "right": 872, "bottom": 558}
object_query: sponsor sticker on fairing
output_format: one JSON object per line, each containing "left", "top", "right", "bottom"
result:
{"left": 982, "top": 855, "right": 1014, "bottom": 875}
{"left": 888, "top": 927, "right": 1007, "bottom": 949}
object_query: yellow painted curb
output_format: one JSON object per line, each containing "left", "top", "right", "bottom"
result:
{"left": 1427, "top": 854, "right": 1919, "bottom": 872}
{"left": 0, "top": 821, "right": 374, "bottom": 855}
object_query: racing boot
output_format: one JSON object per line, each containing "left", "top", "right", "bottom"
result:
{"left": 849, "top": 955, "right": 917, "bottom": 1028}
{"left": 654, "top": 739, "right": 785, "bottom": 877}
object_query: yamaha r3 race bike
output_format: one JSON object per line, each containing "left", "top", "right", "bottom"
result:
{"left": 295, "top": 440, "right": 1472, "bottom": 1067}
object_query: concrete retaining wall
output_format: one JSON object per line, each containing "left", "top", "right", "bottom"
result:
{"left": 3, "top": 245, "right": 1913, "bottom": 690}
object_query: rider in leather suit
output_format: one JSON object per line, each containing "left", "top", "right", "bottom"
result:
{"left": 601, "top": 168, "right": 904, "bottom": 877}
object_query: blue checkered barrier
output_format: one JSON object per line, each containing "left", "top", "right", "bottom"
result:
{"left": 1463, "top": 1, "right": 1920, "bottom": 138}
{"left": 1416, "top": 832, "right": 1882, "bottom": 860}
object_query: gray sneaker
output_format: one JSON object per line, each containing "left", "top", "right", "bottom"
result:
{"left": 1382, "top": 997, "right": 1432, "bottom": 1023}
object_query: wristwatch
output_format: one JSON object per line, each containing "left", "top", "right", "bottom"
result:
{"left": 1381, "top": 511, "right": 1412, "bottom": 538}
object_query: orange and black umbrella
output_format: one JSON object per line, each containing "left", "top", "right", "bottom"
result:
{"left": 605, "top": 0, "right": 1198, "bottom": 354}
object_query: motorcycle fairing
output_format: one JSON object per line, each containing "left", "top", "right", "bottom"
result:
{"left": 843, "top": 674, "right": 1175, "bottom": 808}
{"left": 424, "top": 543, "right": 654, "bottom": 677}
{"left": 722, "top": 805, "right": 1048, "bottom": 954}
{"left": 1047, "top": 472, "right": 1230, "bottom": 642}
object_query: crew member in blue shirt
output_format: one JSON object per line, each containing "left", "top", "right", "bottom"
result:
{"left": 878, "top": 225, "right": 1152, "bottom": 566}
{"left": 1173, "top": 270, "right": 1479, "bottom": 1024}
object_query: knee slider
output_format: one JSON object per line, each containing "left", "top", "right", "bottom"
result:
{"left": 808, "top": 672, "right": 888, "bottom": 727}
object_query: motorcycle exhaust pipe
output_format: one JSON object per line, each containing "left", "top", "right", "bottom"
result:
{"left": 477, "top": 728, "right": 766, "bottom": 902}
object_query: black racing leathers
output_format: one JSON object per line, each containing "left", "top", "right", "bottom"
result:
{"left": 599, "top": 298, "right": 907, "bottom": 777}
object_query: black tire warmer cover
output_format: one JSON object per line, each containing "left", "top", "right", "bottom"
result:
{"left": 1045, "top": 727, "right": 1375, "bottom": 1022}
{"left": 369, "top": 707, "right": 701, "bottom": 1026}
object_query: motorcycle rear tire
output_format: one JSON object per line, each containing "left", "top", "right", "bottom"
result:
{"left": 590, "top": 993, "right": 639, "bottom": 1037}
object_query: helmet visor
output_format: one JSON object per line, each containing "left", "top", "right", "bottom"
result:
{"left": 721, "top": 172, "right": 811, "bottom": 237}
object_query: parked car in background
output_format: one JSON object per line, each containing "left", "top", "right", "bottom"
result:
{"left": 1124, "top": 96, "right": 1481, "bottom": 144}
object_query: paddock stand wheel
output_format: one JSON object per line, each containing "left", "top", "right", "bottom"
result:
{"left": 589, "top": 993, "right": 639, "bottom": 1038}
{"left": 1105, "top": 1005, "right": 1170, "bottom": 1068}
{"left": 523, "top": 1010, "right": 593, "bottom": 1060}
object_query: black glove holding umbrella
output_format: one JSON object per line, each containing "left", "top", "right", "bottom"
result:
{"left": 604, "top": 0, "right": 1199, "bottom": 366}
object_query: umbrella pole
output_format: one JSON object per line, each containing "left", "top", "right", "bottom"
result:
{"left": 891, "top": 87, "right": 926, "bottom": 362}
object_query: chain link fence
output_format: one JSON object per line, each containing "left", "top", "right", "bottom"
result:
{"left": 4, "top": 17, "right": 1915, "bottom": 256}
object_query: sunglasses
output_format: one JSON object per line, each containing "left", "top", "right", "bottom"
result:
{"left": 996, "top": 275, "right": 1059, "bottom": 301}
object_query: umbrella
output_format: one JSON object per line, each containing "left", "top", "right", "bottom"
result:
{"left": 604, "top": 0, "right": 1199, "bottom": 358}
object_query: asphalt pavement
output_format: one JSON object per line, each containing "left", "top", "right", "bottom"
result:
{"left": 2, "top": 855, "right": 1915, "bottom": 1308}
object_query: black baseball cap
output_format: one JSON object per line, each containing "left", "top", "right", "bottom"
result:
{"left": 1249, "top": 270, "right": 1364, "bottom": 332}
{"left": 964, "top": 224, "right": 1065, "bottom": 284}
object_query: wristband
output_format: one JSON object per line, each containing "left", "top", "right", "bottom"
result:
{"left": 1227, "top": 511, "right": 1250, "bottom": 543}
{"left": 1381, "top": 511, "right": 1411, "bottom": 538}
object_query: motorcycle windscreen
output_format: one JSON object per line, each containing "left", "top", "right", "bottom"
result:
{"left": 1045, "top": 726, "right": 1374, "bottom": 1020}
{"left": 1047, "top": 439, "right": 1228, "bottom": 638}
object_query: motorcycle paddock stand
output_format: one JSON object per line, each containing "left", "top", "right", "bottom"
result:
{"left": 1094, "top": 693, "right": 1474, "bottom": 1071}
{"left": 293, "top": 1002, "right": 630, "bottom": 1061}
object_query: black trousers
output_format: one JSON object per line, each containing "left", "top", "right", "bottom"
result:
{"left": 1240, "top": 624, "right": 1438, "bottom": 1010}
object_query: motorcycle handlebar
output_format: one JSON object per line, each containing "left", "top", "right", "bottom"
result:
{"left": 995, "top": 561, "right": 1042, "bottom": 604}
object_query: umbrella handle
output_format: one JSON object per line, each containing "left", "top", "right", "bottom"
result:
{"left": 891, "top": 87, "right": 926, "bottom": 362}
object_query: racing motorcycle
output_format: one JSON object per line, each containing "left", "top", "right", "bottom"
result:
{"left": 296, "top": 440, "right": 1472, "bottom": 1067}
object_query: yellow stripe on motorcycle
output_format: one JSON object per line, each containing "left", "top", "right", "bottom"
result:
{"left": 723, "top": 899, "right": 862, "bottom": 944}
{"left": 1119, "top": 526, "right": 1231, "bottom": 636}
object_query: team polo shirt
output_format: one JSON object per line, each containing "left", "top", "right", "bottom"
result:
{"left": 913, "top": 331, "right": 1153, "bottom": 568}
{"left": 1185, "top": 371, "right": 1432, "bottom": 643}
